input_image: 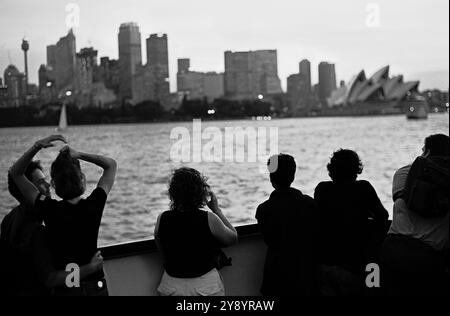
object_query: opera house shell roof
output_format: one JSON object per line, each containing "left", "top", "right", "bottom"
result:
{"left": 329, "top": 66, "right": 420, "bottom": 107}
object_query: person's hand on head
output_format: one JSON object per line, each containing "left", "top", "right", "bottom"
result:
{"left": 207, "top": 191, "right": 220, "bottom": 213}
{"left": 35, "top": 135, "right": 67, "bottom": 149}
{"left": 60, "top": 145, "right": 80, "bottom": 159}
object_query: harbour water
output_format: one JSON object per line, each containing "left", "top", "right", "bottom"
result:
{"left": 0, "top": 114, "right": 448, "bottom": 246}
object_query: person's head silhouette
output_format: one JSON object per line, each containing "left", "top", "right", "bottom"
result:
{"left": 327, "top": 149, "right": 363, "bottom": 183}
{"left": 267, "top": 154, "right": 296, "bottom": 190}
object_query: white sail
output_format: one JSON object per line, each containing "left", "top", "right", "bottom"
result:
{"left": 57, "top": 103, "right": 68, "bottom": 131}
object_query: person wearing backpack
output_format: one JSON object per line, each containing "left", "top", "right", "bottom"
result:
{"left": 381, "top": 134, "right": 449, "bottom": 296}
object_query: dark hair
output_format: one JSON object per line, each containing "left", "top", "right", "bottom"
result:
{"left": 51, "top": 150, "right": 85, "bottom": 200}
{"left": 424, "top": 134, "right": 449, "bottom": 157}
{"left": 327, "top": 149, "right": 363, "bottom": 182}
{"left": 268, "top": 154, "right": 296, "bottom": 188}
{"left": 8, "top": 161, "right": 43, "bottom": 203}
{"left": 168, "top": 168, "right": 210, "bottom": 212}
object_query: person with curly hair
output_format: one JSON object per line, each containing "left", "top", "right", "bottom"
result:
{"left": 314, "top": 149, "right": 388, "bottom": 296}
{"left": 9, "top": 135, "right": 117, "bottom": 296}
{"left": 155, "top": 167, "right": 238, "bottom": 296}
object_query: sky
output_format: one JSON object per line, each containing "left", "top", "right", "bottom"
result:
{"left": 0, "top": 0, "right": 448, "bottom": 91}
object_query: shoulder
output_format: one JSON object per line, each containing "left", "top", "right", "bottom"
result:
{"left": 394, "top": 165, "right": 411, "bottom": 178}
{"left": 89, "top": 187, "right": 108, "bottom": 199}
{"left": 85, "top": 187, "right": 108, "bottom": 205}
{"left": 157, "top": 210, "right": 171, "bottom": 223}
{"left": 315, "top": 181, "right": 332, "bottom": 192}
{"left": 357, "top": 180, "right": 373, "bottom": 189}
{"left": 255, "top": 199, "right": 271, "bottom": 220}
{"left": 302, "top": 194, "right": 316, "bottom": 205}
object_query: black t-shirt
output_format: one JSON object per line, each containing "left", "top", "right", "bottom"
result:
{"left": 255, "top": 187, "right": 319, "bottom": 296}
{"left": 158, "top": 210, "right": 219, "bottom": 278}
{"left": 34, "top": 187, "right": 107, "bottom": 281}
{"left": 314, "top": 180, "right": 389, "bottom": 272}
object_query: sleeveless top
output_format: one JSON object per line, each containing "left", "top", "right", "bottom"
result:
{"left": 158, "top": 210, "right": 219, "bottom": 278}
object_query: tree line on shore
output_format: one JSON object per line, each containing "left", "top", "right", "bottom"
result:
{"left": 0, "top": 98, "right": 286, "bottom": 128}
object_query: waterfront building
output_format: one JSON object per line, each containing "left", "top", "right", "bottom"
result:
{"left": 318, "top": 61, "right": 337, "bottom": 106}
{"left": 328, "top": 65, "right": 421, "bottom": 107}
{"left": 146, "top": 33, "right": 170, "bottom": 108}
{"left": 224, "top": 50, "right": 283, "bottom": 100}
{"left": 3, "top": 65, "right": 27, "bottom": 106}
{"left": 177, "top": 58, "right": 224, "bottom": 102}
{"left": 118, "top": 22, "right": 142, "bottom": 101}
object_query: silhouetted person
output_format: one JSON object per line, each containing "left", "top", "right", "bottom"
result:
{"left": 314, "top": 149, "right": 388, "bottom": 296}
{"left": 0, "top": 160, "right": 104, "bottom": 296}
{"left": 9, "top": 136, "right": 117, "bottom": 296}
{"left": 381, "top": 134, "right": 449, "bottom": 296}
{"left": 256, "top": 154, "right": 319, "bottom": 296}
{"left": 155, "top": 168, "right": 238, "bottom": 296}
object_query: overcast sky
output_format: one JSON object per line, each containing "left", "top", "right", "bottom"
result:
{"left": 0, "top": 0, "right": 448, "bottom": 91}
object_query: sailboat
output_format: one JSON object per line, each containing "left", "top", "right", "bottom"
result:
{"left": 57, "top": 103, "right": 68, "bottom": 131}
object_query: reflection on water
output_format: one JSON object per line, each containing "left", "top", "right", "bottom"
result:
{"left": 0, "top": 114, "right": 448, "bottom": 245}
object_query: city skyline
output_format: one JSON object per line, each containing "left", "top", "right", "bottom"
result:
{"left": 0, "top": 0, "right": 449, "bottom": 91}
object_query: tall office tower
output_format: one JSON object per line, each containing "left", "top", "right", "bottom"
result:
{"left": 54, "top": 29, "right": 77, "bottom": 91}
{"left": 287, "top": 73, "right": 310, "bottom": 111}
{"left": 299, "top": 59, "right": 311, "bottom": 93}
{"left": 21, "top": 39, "right": 29, "bottom": 95}
{"left": 318, "top": 61, "right": 337, "bottom": 105}
{"left": 98, "top": 57, "right": 121, "bottom": 94}
{"left": 146, "top": 33, "right": 170, "bottom": 106}
{"left": 76, "top": 47, "right": 98, "bottom": 93}
{"left": 3, "top": 65, "right": 27, "bottom": 106}
{"left": 224, "top": 50, "right": 282, "bottom": 100}
{"left": 46, "top": 45, "right": 57, "bottom": 68}
{"left": 118, "top": 22, "right": 142, "bottom": 101}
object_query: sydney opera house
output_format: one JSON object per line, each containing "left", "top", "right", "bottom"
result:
{"left": 328, "top": 66, "right": 422, "bottom": 108}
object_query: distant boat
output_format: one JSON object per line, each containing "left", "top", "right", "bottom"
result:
{"left": 57, "top": 103, "right": 68, "bottom": 131}
{"left": 404, "top": 96, "right": 429, "bottom": 120}
{"left": 407, "top": 102, "right": 429, "bottom": 120}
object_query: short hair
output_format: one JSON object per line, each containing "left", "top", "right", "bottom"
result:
{"left": 8, "top": 161, "right": 43, "bottom": 203}
{"left": 168, "top": 168, "right": 210, "bottom": 212}
{"left": 51, "top": 150, "right": 85, "bottom": 200}
{"left": 424, "top": 134, "right": 449, "bottom": 157}
{"left": 327, "top": 149, "right": 363, "bottom": 182}
{"left": 268, "top": 154, "right": 296, "bottom": 188}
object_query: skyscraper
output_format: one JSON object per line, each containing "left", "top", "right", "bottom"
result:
{"left": 47, "top": 45, "right": 57, "bottom": 68}
{"left": 299, "top": 59, "right": 311, "bottom": 93}
{"left": 76, "top": 47, "right": 98, "bottom": 93}
{"left": 224, "top": 50, "right": 282, "bottom": 100}
{"left": 318, "top": 62, "right": 337, "bottom": 105}
{"left": 287, "top": 73, "right": 309, "bottom": 111}
{"left": 54, "top": 29, "right": 77, "bottom": 92}
{"left": 3, "top": 65, "right": 26, "bottom": 106}
{"left": 118, "top": 22, "right": 142, "bottom": 101}
{"left": 146, "top": 33, "right": 170, "bottom": 106}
